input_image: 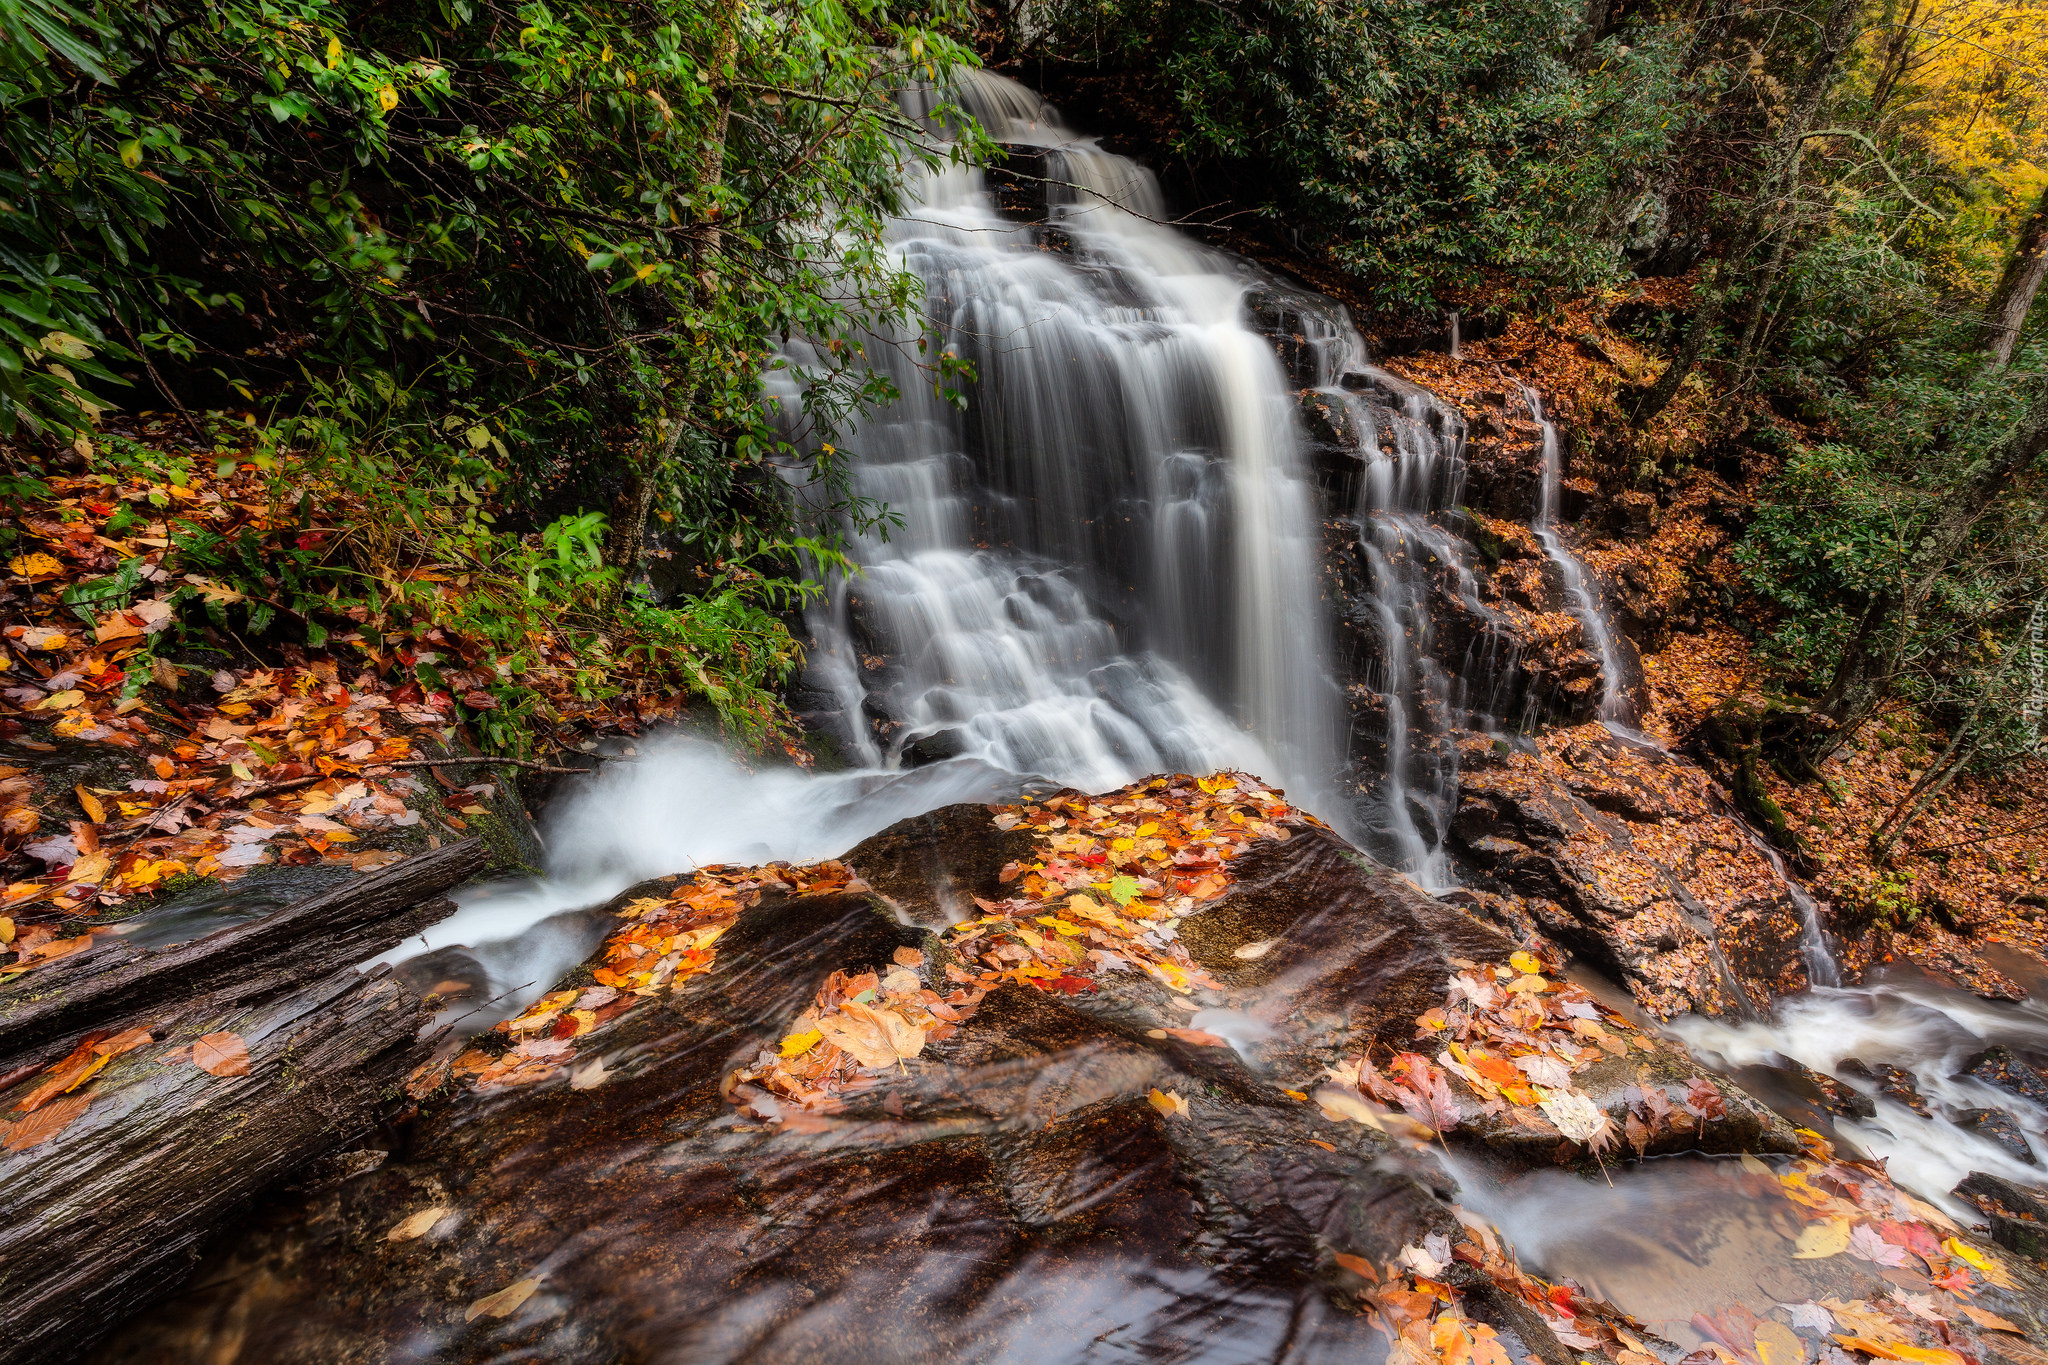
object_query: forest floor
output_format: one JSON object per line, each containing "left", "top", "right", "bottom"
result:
{"left": 0, "top": 422, "right": 742, "bottom": 978}
{"left": 1380, "top": 286, "right": 2048, "bottom": 995}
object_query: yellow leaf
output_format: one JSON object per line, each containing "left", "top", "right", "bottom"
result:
{"left": 1509, "top": 950, "right": 1541, "bottom": 974}
{"left": 118, "top": 139, "right": 142, "bottom": 169}
{"left": 1754, "top": 1320, "right": 1807, "bottom": 1365}
{"left": 465, "top": 1278, "right": 541, "bottom": 1322}
{"left": 779, "top": 1028, "right": 822, "bottom": 1058}
{"left": 634, "top": 263, "right": 657, "bottom": 281}
{"left": 1134, "top": 822, "right": 1158, "bottom": 836}
{"left": 230, "top": 761, "right": 253, "bottom": 780}
{"left": 1942, "top": 1237, "right": 2014, "bottom": 1284}
{"left": 387, "top": 1206, "right": 448, "bottom": 1241}
{"left": 1793, "top": 1218, "right": 1853, "bottom": 1259}
{"left": 74, "top": 785, "right": 105, "bottom": 825}
{"left": 40, "top": 689, "right": 84, "bottom": 710}
{"left": 7, "top": 553, "right": 61, "bottom": 577}
{"left": 1148, "top": 1087, "right": 1188, "bottom": 1118}
{"left": 376, "top": 85, "right": 398, "bottom": 112}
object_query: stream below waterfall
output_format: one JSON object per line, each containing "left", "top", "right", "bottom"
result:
{"left": 221, "top": 69, "right": 2048, "bottom": 1363}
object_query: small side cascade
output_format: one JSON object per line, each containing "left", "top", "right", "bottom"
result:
{"left": 1517, "top": 382, "right": 1631, "bottom": 725}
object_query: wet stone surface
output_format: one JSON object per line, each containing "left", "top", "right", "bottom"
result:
{"left": 101, "top": 794, "right": 1807, "bottom": 1363}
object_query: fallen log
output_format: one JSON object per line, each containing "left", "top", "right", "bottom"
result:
{"left": 0, "top": 841, "right": 486, "bottom": 1365}
{"left": 0, "top": 837, "right": 487, "bottom": 1059}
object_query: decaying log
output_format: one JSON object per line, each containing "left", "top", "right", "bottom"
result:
{"left": 0, "top": 837, "right": 487, "bottom": 1059}
{"left": 0, "top": 841, "right": 486, "bottom": 1365}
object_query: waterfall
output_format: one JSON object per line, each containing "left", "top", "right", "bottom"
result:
{"left": 1519, "top": 384, "right": 1629, "bottom": 724}
{"left": 784, "top": 71, "right": 1342, "bottom": 821}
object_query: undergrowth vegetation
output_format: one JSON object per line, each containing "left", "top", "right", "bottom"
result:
{"left": 0, "top": 0, "right": 980, "bottom": 753}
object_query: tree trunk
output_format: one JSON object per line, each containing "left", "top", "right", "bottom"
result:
{"left": 1630, "top": 0, "right": 1861, "bottom": 428}
{"left": 1974, "top": 186, "right": 2048, "bottom": 371}
{"left": 0, "top": 841, "right": 486, "bottom": 1365}
{"left": 1811, "top": 384, "right": 2048, "bottom": 753}
{"left": 601, "top": 0, "right": 744, "bottom": 584}
{"left": 1870, "top": 706, "right": 1984, "bottom": 861}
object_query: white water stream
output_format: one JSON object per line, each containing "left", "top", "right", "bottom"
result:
{"left": 366, "top": 74, "right": 2048, "bottom": 1231}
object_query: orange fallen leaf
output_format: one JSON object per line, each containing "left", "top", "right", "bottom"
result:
{"left": 74, "top": 785, "right": 106, "bottom": 825}
{"left": 1956, "top": 1307, "right": 2024, "bottom": 1335}
{"left": 2, "top": 1091, "right": 90, "bottom": 1151}
{"left": 192, "top": 1031, "right": 250, "bottom": 1077}
{"left": 1333, "top": 1251, "right": 1378, "bottom": 1280}
{"left": 1158, "top": 1026, "right": 1229, "bottom": 1048}
{"left": 387, "top": 1206, "right": 451, "bottom": 1242}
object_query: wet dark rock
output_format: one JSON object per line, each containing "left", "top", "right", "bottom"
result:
{"left": 1956, "top": 1172, "right": 2048, "bottom": 1260}
{"left": 1952, "top": 1107, "right": 2036, "bottom": 1166}
{"left": 1962, "top": 1046, "right": 2048, "bottom": 1110}
{"left": 901, "top": 727, "right": 969, "bottom": 767}
{"left": 1837, "top": 1059, "right": 1932, "bottom": 1117}
{"left": 96, "top": 803, "right": 1799, "bottom": 1363}
{"left": 1451, "top": 729, "right": 1814, "bottom": 1018}
{"left": 844, "top": 801, "right": 1039, "bottom": 928}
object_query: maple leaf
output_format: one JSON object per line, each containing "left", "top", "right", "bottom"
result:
{"left": 1778, "top": 1302, "right": 1834, "bottom": 1333}
{"left": 1849, "top": 1224, "right": 1911, "bottom": 1268}
{"left": 1514, "top": 1054, "right": 1573, "bottom": 1089}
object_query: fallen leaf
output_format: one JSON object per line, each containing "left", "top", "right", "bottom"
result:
{"left": 1233, "top": 938, "right": 1277, "bottom": 960}
{"left": 1159, "top": 1026, "right": 1229, "bottom": 1048}
{"left": 192, "top": 1031, "right": 251, "bottom": 1077}
{"left": 1149, "top": 1087, "right": 1188, "bottom": 1118}
{"left": 465, "top": 1277, "right": 541, "bottom": 1322}
{"left": 388, "top": 1206, "right": 450, "bottom": 1241}
{"left": 1333, "top": 1251, "right": 1378, "bottom": 1280}
{"left": 1850, "top": 1223, "right": 1911, "bottom": 1268}
{"left": 568, "top": 1057, "right": 608, "bottom": 1090}
{"left": 1780, "top": 1302, "right": 1834, "bottom": 1333}
{"left": 2, "top": 1091, "right": 90, "bottom": 1151}
{"left": 73, "top": 785, "right": 106, "bottom": 825}
{"left": 1754, "top": 1319, "right": 1807, "bottom": 1365}
{"left": 891, "top": 946, "right": 925, "bottom": 968}
{"left": 1956, "top": 1306, "right": 2024, "bottom": 1334}
{"left": 1537, "top": 1089, "right": 1609, "bottom": 1147}
{"left": 1509, "top": 950, "right": 1542, "bottom": 974}
{"left": 1793, "top": 1219, "right": 1853, "bottom": 1259}
{"left": 779, "top": 1029, "right": 823, "bottom": 1059}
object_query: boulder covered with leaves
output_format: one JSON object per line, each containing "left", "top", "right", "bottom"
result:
{"left": 95, "top": 773, "right": 1804, "bottom": 1362}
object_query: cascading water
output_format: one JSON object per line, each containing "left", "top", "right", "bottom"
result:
{"left": 1518, "top": 383, "right": 1629, "bottom": 725}
{"left": 784, "top": 71, "right": 1341, "bottom": 816}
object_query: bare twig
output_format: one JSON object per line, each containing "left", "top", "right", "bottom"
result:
{"left": 1906, "top": 815, "right": 2048, "bottom": 858}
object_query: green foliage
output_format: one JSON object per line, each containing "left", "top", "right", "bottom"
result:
{"left": 1017, "top": 0, "right": 1686, "bottom": 310}
{"left": 1, "top": 0, "right": 986, "bottom": 747}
